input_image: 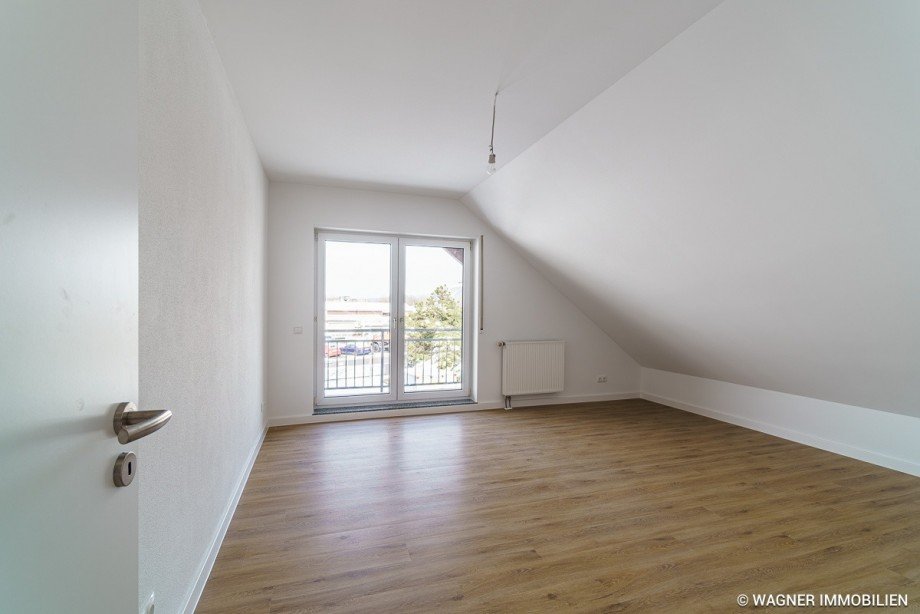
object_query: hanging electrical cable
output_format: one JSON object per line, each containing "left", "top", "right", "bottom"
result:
{"left": 487, "top": 91, "right": 498, "bottom": 175}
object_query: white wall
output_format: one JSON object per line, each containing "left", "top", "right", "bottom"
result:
{"left": 267, "top": 182, "right": 639, "bottom": 422}
{"left": 139, "top": 1, "right": 266, "bottom": 612}
{"left": 642, "top": 369, "right": 920, "bottom": 478}
{"left": 464, "top": 0, "right": 920, "bottom": 418}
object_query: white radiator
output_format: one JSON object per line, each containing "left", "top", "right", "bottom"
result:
{"left": 501, "top": 340, "right": 565, "bottom": 396}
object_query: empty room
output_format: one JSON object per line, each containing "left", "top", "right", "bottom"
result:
{"left": 3, "top": 0, "right": 920, "bottom": 612}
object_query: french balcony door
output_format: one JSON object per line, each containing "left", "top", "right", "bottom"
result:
{"left": 316, "top": 231, "right": 472, "bottom": 406}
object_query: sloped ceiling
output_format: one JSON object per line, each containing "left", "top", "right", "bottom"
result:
{"left": 198, "top": 0, "right": 721, "bottom": 197}
{"left": 464, "top": 1, "right": 920, "bottom": 417}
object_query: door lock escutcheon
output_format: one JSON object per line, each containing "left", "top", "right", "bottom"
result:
{"left": 113, "top": 451, "right": 136, "bottom": 487}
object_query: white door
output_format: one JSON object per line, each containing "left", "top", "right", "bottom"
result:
{"left": 0, "top": 2, "right": 140, "bottom": 613}
{"left": 316, "top": 232, "right": 472, "bottom": 407}
{"left": 316, "top": 233, "right": 399, "bottom": 406}
{"left": 398, "top": 237, "right": 472, "bottom": 401}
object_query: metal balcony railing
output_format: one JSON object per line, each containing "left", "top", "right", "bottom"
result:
{"left": 323, "top": 328, "right": 390, "bottom": 393}
{"left": 323, "top": 327, "right": 462, "bottom": 394}
{"left": 404, "top": 327, "right": 462, "bottom": 389}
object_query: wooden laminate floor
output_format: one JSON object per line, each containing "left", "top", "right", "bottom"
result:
{"left": 197, "top": 400, "right": 920, "bottom": 613}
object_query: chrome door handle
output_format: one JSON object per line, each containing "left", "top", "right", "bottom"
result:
{"left": 113, "top": 402, "right": 172, "bottom": 444}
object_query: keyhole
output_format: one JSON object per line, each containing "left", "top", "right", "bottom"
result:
{"left": 128, "top": 461, "right": 133, "bottom": 475}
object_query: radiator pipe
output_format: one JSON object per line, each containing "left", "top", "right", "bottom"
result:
{"left": 499, "top": 341, "right": 510, "bottom": 409}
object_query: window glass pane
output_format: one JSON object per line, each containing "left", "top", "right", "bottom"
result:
{"left": 323, "top": 240, "right": 391, "bottom": 397}
{"left": 403, "top": 245, "right": 464, "bottom": 393}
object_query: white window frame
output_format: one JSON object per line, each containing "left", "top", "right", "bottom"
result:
{"left": 315, "top": 230, "right": 473, "bottom": 407}
{"left": 315, "top": 231, "right": 398, "bottom": 407}
{"left": 398, "top": 235, "right": 473, "bottom": 402}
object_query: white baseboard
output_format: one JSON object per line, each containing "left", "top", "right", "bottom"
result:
{"left": 267, "top": 391, "right": 640, "bottom": 427}
{"left": 641, "top": 391, "right": 920, "bottom": 478}
{"left": 509, "top": 391, "right": 640, "bottom": 407}
{"left": 182, "top": 425, "right": 268, "bottom": 614}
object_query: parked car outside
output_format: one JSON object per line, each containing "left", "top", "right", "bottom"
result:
{"left": 341, "top": 343, "right": 372, "bottom": 356}
{"left": 324, "top": 344, "right": 342, "bottom": 358}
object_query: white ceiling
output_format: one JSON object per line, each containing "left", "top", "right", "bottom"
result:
{"left": 198, "top": 0, "right": 721, "bottom": 197}
{"left": 465, "top": 1, "right": 920, "bottom": 418}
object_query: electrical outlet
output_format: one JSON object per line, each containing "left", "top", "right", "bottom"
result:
{"left": 293, "top": 326, "right": 303, "bottom": 334}
{"left": 596, "top": 375, "right": 608, "bottom": 384}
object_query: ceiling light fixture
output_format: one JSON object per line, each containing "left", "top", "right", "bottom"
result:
{"left": 487, "top": 91, "right": 498, "bottom": 175}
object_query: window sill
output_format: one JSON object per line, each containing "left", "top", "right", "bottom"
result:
{"left": 313, "top": 398, "right": 475, "bottom": 416}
